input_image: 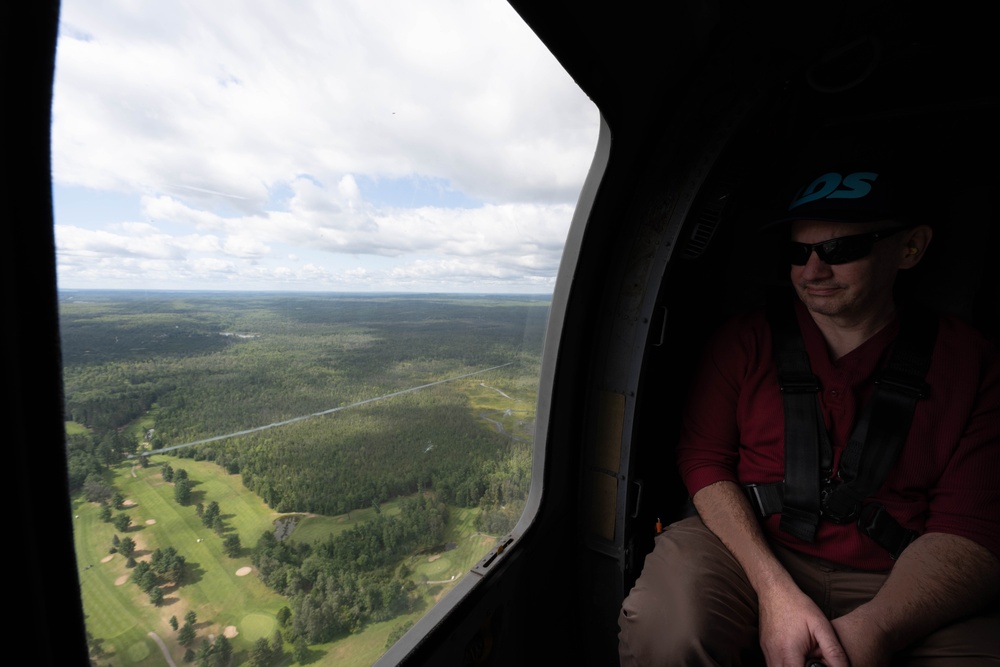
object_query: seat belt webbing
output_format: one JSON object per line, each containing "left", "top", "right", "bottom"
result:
{"left": 769, "top": 300, "right": 828, "bottom": 543}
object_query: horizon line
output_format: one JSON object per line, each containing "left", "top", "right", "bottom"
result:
{"left": 58, "top": 287, "right": 554, "bottom": 296}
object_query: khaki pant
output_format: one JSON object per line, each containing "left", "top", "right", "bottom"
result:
{"left": 618, "top": 517, "right": 1000, "bottom": 666}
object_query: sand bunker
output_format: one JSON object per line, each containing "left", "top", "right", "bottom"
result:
{"left": 122, "top": 499, "right": 137, "bottom": 507}
{"left": 145, "top": 519, "right": 156, "bottom": 525}
{"left": 101, "top": 554, "right": 114, "bottom": 563}
{"left": 223, "top": 626, "right": 238, "bottom": 638}
{"left": 235, "top": 567, "right": 252, "bottom": 577}
{"left": 115, "top": 575, "right": 129, "bottom": 586}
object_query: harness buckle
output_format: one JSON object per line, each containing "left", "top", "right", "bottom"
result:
{"left": 819, "top": 478, "right": 859, "bottom": 524}
{"left": 744, "top": 483, "right": 767, "bottom": 517}
{"left": 858, "top": 502, "right": 919, "bottom": 560}
{"left": 743, "top": 482, "right": 783, "bottom": 517}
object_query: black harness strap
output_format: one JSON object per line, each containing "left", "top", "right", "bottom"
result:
{"left": 746, "top": 302, "right": 938, "bottom": 559}
{"left": 768, "top": 300, "right": 830, "bottom": 543}
{"left": 822, "top": 309, "right": 937, "bottom": 522}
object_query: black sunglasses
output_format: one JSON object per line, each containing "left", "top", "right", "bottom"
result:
{"left": 788, "top": 227, "right": 912, "bottom": 266}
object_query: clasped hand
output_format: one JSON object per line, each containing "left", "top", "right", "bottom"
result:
{"left": 758, "top": 585, "right": 852, "bottom": 667}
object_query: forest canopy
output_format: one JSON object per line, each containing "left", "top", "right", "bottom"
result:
{"left": 61, "top": 291, "right": 544, "bottom": 525}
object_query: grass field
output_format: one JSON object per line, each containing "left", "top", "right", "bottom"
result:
{"left": 74, "top": 456, "right": 497, "bottom": 666}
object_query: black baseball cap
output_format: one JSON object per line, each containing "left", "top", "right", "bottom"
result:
{"left": 759, "top": 161, "right": 924, "bottom": 231}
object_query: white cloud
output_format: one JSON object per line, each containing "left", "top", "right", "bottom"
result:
{"left": 52, "top": 0, "right": 598, "bottom": 292}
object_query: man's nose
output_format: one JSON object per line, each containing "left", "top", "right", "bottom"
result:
{"left": 800, "top": 249, "right": 833, "bottom": 277}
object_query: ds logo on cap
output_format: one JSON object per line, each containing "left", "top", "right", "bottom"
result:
{"left": 789, "top": 171, "right": 879, "bottom": 210}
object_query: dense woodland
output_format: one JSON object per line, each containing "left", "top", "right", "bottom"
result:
{"left": 251, "top": 492, "right": 451, "bottom": 643}
{"left": 62, "top": 290, "right": 543, "bottom": 539}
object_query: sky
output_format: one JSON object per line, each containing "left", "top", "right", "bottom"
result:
{"left": 51, "top": 0, "right": 599, "bottom": 294}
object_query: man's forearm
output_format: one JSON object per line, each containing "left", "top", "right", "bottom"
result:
{"left": 693, "top": 480, "right": 851, "bottom": 667}
{"left": 837, "top": 531, "right": 1000, "bottom": 654}
{"left": 692, "top": 480, "right": 796, "bottom": 595}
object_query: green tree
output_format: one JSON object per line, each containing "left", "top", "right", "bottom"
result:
{"left": 385, "top": 620, "right": 414, "bottom": 649}
{"left": 247, "top": 637, "right": 272, "bottom": 667}
{"left": 178, "top": 621, "right": 196, "bottom": 646}
{"left": 118, "top": 536, "right": 136, "bottom": 561}
{"left": 195, "top": 638, "right": 213, "bottom": 666}
{"left": 96, "top": 440, "right": 116, "bottom": 467}
{"left": 174, "top": 477, "right": 191, "bottom": 505}
{"left": 149, "top": 587, "right": 164, "bottom": 606}
{"left": 108, "top": 430, "right": 136, "bottom": 462}
{"left": 293, "top": 635, "right": 308, "bottom": 664}
{"left": 112, "top": 513, "right": 131, "bottom": 532}
{"left": 82, "top": 474, "right": 113, "bottom": 504}
{"left": 223, "top": 533, "right": 242, "bottom": 558}
{"left": 185, "top": 610, "right": 197, "bottom": 626}
{"left": 169, "top": 615, "right": 179, "bottom": 631}
{"left": 271, "top": 630, "right": 283, "bottom": 661}
{"left": 162, "top": 463, "right": 174, "bottom": 482}
{"left": 99, "top": 505, "right": 112, "bottom": 522}
{"left": 213, "top": 634, "right": 233, "bottom": 667}
{"left": 86, "top": 631, "right": 107, "bottom": 661}
{"left": 67, "top": 440, "right": 102, "bottom": 493}
{"left": 152, "top": 546, "right": 187, "bottom": 583}
{"left": 276, "top": 606, "right": 291, "bottom": 627}
{"left": 131, "top": 560, "right": 151, "bottom": 582}
{"left": 138, "top": 570, "right": 159, "bottom": 593}
{"left": 202, "top": 500, "right": 220, "bottom": 527}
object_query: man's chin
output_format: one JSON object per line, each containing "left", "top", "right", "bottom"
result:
{"left": 797, "top": 293, "right": 845, "bottom": 318}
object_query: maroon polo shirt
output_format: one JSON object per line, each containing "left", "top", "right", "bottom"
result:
{"left": 678, "top": 298, "right": 1000, "bottom": 570}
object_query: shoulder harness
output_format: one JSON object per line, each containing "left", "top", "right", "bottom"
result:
{"left": 744, "top": 301, "right": 939, "bottom": 559}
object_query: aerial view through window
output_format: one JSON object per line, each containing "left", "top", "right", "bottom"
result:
{"left": 53, "top": 1, "right": 597, "bottom": 665}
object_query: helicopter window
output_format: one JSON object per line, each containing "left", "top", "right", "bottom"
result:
{"left": 53, "top": 1, "right": 598, "bottom": 663}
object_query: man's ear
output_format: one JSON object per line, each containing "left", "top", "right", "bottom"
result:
{"left": 899, "top": 224, "right": 933, "bottom": 269}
